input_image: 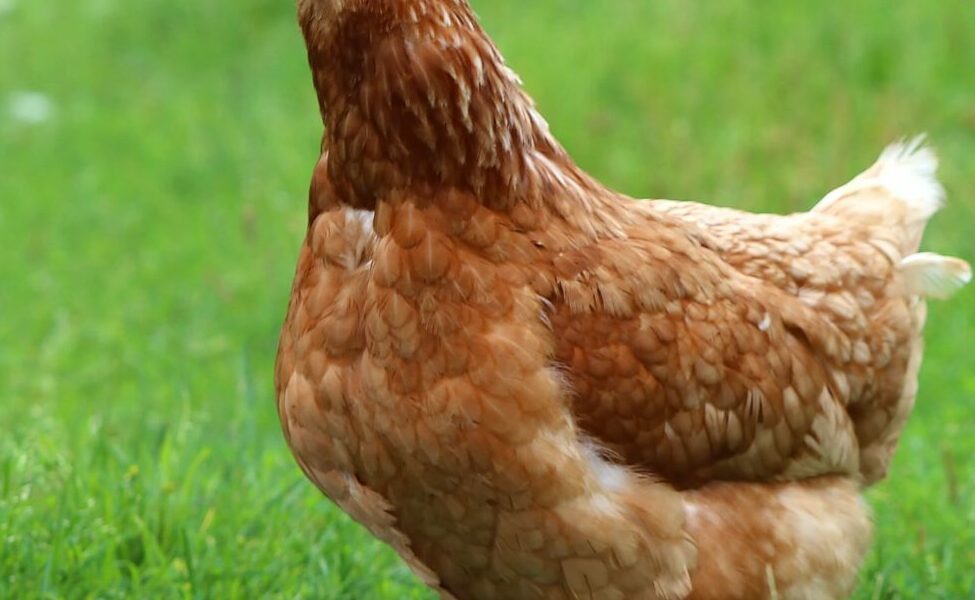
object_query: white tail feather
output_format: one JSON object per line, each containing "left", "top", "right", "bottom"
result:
{"left": 900, "top": 253, "right": 972, "bottom": 300}
{"left": 814, "top": 135, "right": 945, "bottom": 223}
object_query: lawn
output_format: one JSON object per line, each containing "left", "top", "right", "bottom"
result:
{"left": 1, "top": 0, "right": 972, "bottom": 598}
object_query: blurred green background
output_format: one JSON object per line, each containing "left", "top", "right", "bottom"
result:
{"left": 1, "top": 0, "right": 973, "bottom": 598}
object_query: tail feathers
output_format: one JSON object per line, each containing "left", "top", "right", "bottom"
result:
{"left": 900, "top": 252, "right": 972, "bottom": 299}
{"left": 813, "top": 137, "right": 945, "bottom": 251}
{"left": 871, "top": 136, "right": 944, "bottom": 218}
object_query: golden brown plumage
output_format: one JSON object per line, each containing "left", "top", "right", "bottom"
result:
{"left": 276, "top": 1, "right": 971, "bottom": 598}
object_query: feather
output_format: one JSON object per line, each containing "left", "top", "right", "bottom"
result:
{"left": 900, "top": 252, "right": 972, "bottom": 299}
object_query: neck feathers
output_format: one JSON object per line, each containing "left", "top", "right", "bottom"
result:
{"left": 300, "top": 0, "right": 587, "bottom": 208}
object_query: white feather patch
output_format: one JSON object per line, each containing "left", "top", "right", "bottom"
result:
{"left": 340, "top": 208, "right": 375, "bottom": 271}
{"left": 580, "top": 439, "right": 629, "bottom": 493}
{"left": 815, "top": 135, "right": 945, "bottom": 222}
{"left": 900, "top": 252, "right": 971, "bottom": 299}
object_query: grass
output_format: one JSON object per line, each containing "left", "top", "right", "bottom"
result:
{"left": 1, "top": 0, "right": 972, "bottom": 597}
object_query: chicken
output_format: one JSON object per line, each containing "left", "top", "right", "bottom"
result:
{"left": 276, "top": 1, "right": 971, "bottom": 598}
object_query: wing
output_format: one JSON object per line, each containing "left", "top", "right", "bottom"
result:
{"left": 548, "top": 142, "right": 968, "bottom": 486}
{"left": 541, "top": 208, "right": 873, "bottom": 486}
{"left": 639, "top": 140, "right": 961, "bottom": 483}
{"left": 647, "top": 200, "right": 927, "bottom": 480}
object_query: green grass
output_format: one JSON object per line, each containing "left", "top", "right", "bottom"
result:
{"left": 1, "top": 0, "right": 972, "bottom": 597}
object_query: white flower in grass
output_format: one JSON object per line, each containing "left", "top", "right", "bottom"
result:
{"left": 7, "top": 91, "right": 56, "bottom": 125}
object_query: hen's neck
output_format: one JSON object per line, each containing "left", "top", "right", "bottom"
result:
{"left": 301, "top": 0, "right": 617, "bottom": 220}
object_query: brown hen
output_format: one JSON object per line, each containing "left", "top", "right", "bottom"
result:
{"left": 275, "top": 1, "right": 971, "bottom": 598}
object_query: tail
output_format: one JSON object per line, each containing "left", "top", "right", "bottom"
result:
{"left": 813, "top": 136, "right": 944, "bottom": 254}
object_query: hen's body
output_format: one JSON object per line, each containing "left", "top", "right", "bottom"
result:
{"left": 276, "top": 1, "right": 970, "bottom": 598}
